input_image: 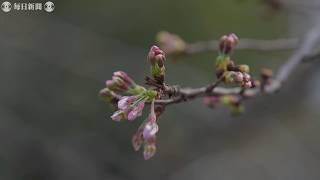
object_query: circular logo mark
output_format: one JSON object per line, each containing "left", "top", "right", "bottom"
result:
{"left": 1, "top": 1, "right": 11, "bottom": 12}
{"left": 44, "top": 1, "right": 54, "bottom": 12}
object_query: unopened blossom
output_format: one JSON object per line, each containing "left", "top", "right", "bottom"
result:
{"left": 238, "top": 64, "right": 250, "bottom": 73}
{"left": 242, "top": 81, "right": 253, "bottom": 88}
{"left": 111, "top": 110, "right": 126, "bottom": 122}
{"left": 127, "top": 101, "right": 145, "bottom": 121}
{"left": 143, "top": 136, "right": 156, "bottom": 160}
{"left": 99, "top": 88, "right": 118, "bottom": 107}
{"left": 113, "top": 71, "right": 135, "bottom": 87}
{"left": 131, "top": 99, "right": 159, "bottom": 160}
{"left": 240, "top": 72, "right": 253, "bottom": 88}
{"left": 148, "top": 46, "right": 166, "bottom": 67}
{"left": 118, "top": 96, "right": 136, "bottom": 110}
{"left": 219, "top": 33, "right": 239, "bottom": 55}
{"left": 224, "top": 71, "right": 243, "bottom": 83}
{"left": 106, "top": 71, "right": 137, "bottom": 93}
{"left": 148, "top": 46, "right": 166, "bottom": 83}
{"left": 131, "top": 112, "right": 158, "bottom": 160}
{"left": 111, "top": 96, "right": 145, "bottom": 122}
{"left": 142, "top": 111, "right": 158, "bottom": 140}
{"left": 132, "top": 124, "right": 144, "bottom": 151}
{"left": 216, "top": 55, "right": 232, "bottom": 75}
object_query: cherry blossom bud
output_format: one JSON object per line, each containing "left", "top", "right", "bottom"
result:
{"left": 233, "top": 72, "right": 244, "bottom": 82}
{"left": 238, "top": 64, "right": 250, "bottom": 73}
{"left": 226, "top": 60, "right": 237, "bottom": 71}
{"left": 99, "top": 88, "right": 116, "bottom": 100}
{"left": 118, "top": 96, "right": 136, "bottom": 110}
{"left": 242, "top": 81, "right": 253, "bottom": 88}
{"left": 143, "top": 113, "right": 158, "bottom": 140}
{"left": 132, "top": 126, "right": 144, "bottom": 151}
{"left": 127, "top": 101, "right": 145, "bottom": 121}
{"left": 143, "top": 137, "right": 156, "bottom": 160}
{"left": 148, "top": 46, "right": 166, "bottom": 83}
{"left": 143, "top": 122, "right": 158, "bottom": 140}
{"left": 156, "top": 31, "right": 187, "bottom": 55}
{"left": 216, "top": 55, "right": 232, "bottom": 77}
{"left": 219, "top": 33, "right": 239, "bottom": 55}
{"left": 99, "top": 88, "right": 119, "bottom": 108}
{"left": 224, "top": 71, "right": 243, "bottom": 83}
{"left": 106, "top": 71, "right": 137, "bottom": 93}
{"left": 242, "top": 73, "right": 251, "bottom": 82}
{"left": 111, "top": 110, "right": 126, "bottom": 122}
{"left": 113, "top": 71, "right": 135, "bottom": 87}
{"left": 148, "top": 46, "right": 166, "bottom": 67}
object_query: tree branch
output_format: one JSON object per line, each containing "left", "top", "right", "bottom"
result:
{"left": 156, "top": 26, "right": 320, "bottom": 106}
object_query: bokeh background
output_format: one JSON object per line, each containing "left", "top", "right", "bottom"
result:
{"left": 0, "top": 0, "right": 320, "bottom": 179}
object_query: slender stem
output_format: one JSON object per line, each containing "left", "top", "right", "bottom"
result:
{"left": 182, "top": 38, "right": 299, "bottom": 55}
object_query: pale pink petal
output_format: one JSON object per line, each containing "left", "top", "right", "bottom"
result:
{"left": 143, "top": 121, "right": 158, "bottom": 140}
{"left": 127, "top": 101, "right": 145, "bottom": 121}
{"left": 132, "top": 133, "right": 143, "bottom": 151}
{"left": 111, "top": 110, "right": 125, "bottom": 122}
{"left": 118, "top": 96, "right": 136, "bottom": 110}
{"left": 143, "top": 141, "right": 156, "bottom": 160}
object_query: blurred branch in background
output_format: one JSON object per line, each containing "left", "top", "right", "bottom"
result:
{"left": 156, "top": 31, "right": 299, "bottom": 57}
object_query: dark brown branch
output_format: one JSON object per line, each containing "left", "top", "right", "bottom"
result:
{"left": 156, "top": 26, "right": 320, "bottom": 106}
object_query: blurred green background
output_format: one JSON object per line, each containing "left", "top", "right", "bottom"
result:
{"left": 0, "top": 0, "right": 320, "bottom": 179}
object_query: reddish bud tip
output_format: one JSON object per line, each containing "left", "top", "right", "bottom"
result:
{"left": 219, "top": 33, "right": 239, "bottom": 55}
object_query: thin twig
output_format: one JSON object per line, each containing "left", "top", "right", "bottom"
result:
{"left": 184, "top": 38, "right": 299, "bottom": 55}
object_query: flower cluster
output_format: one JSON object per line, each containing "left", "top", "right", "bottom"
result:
{"left": 100, "top": 47, "right": 168, "bottom": 160}
{"left": 215, "top": 33, "right": 256, "bottom": 89}
{"left": 100, "top": 33, "right": 268, "bottom": 160}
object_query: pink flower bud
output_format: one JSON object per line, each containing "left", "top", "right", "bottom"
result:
{"left": 143, "top": 137, "right": 156, "bottom": 160}
{"left": 113, "top": 71, "right": 135, "bottom": 87}
{"left": 132, "top": 131, "right": 143, "bottom": 151}
{"left": 219, "top": 33, "right": 239, "bottom": 55}
{"left": 143, "top": 122, "right": 158, "bottom": 140}
{"left": 105, "top": 71, "right": 137, "bottom": 93}
{"left": 127, "top": 101, "right": 145, "bottom": 121}
{"left": 242, "top": 81, "right": 253, "bottom": 88}
{"left": 118, "top": 96, "right": 136, "bottom": 110}
{"left": 148, "top": 46, "right": 166, "bottom": 67}
{"left": 242, "top": 73, "right": 251, "bottom": 82}
{"left": 111, "top": 110, "right": 126, "bottom": 122}
{"left": 233, "top": 72, "right": 244, "bottom": 83}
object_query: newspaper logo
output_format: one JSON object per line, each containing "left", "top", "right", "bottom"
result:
{"left": 1, "top": 1, "right": 54, "bottom": 12}
{"left": 1, "top": 1, "right": 11, "bottom": 12}
{"left": 44, "top": 1, "right": 54, "bottom": 12}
